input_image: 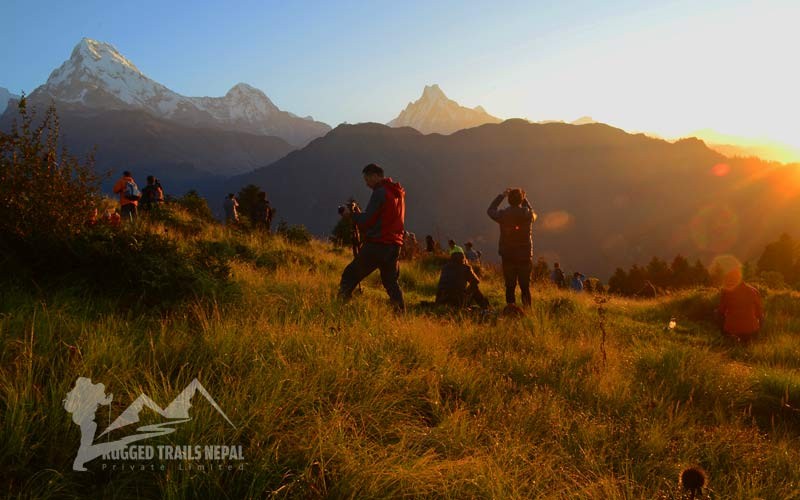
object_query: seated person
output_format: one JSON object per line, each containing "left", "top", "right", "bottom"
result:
{"left": 464, "top": 241, "right": 481, "bottom": 263}
{"left": 717, "top": 267, "right": 764, "bottom": 341}
{"left": 435, "top": 252, "right": 490, "bottom": 309}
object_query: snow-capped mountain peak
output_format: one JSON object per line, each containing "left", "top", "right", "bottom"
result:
{"left": 388, "top": 84, "right": 502, "bottom": 135}
{"left": 75, "top": 38, "right": 141, "bottom": 75}
{"left": 421, "top": 84, "right": 447, "bottom": 102}
{"left": 23, "top": 38, "right": 331, "bottom": 145}
{"left": 41, "top": 37, "right": 180, "bottom": 112}
{"left": 226, "top": 82, "right": 261, "bottom": 96}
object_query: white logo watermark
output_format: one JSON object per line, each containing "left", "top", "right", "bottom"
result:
{"left": 63, "top": 377, "right": 243, "bottom": 472}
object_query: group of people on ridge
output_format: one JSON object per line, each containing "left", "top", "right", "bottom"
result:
{"left": 337, "top": 164, "right": 537, "bottom": 313}
{"left": 224, "top": 192, "right": 275, "bottom": 232}
{"left": 109, "top": 171, "right": 164, "bottom": 221}
{"left": 335, "top": 163, "right": 765, "bottom": 341}
{"left": 107, "top": 164, "right": 765, "bottom": 342}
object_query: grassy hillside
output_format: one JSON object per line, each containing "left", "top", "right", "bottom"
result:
{"left": 2, "top": 206, "right": 800, "bottom": 499}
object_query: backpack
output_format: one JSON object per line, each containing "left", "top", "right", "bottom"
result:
{"left": 124, "top": 180, "right": 142, "bottom": 201}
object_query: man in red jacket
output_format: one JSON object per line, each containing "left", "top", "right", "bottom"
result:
{"left": 338, "top": 163, "right": 405, "bottom": 311}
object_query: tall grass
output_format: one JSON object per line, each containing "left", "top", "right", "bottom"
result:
{"left": 1, "top": 208, "right": 800, "bottom": 498}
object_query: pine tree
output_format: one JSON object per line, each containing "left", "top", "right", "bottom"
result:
{"left": 646, "top": 256, "right": 670, "bottom": 288}
{"left": 690, "top": 259, "right": 710, "bottom": 286}
{"left": 608, "top": 267, "right": 629, "bottom": 295}
{"left": 669, "top": 255, "right": 692, "bottom": 288}
{"left": 757, "top": 233, "right": 796, "bottom": 281}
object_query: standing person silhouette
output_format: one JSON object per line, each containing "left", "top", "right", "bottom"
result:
{"left": 487, "top": 188, "right": 537, "bottom": 307}
{"left": 338, "top": 164, "right": 406, "bottom": 311}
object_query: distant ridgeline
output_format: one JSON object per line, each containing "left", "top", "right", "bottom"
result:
{"left": 229, "top": 120, "right": 800, "bottom": 280}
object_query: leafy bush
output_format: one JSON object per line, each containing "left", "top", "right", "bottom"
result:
{"left": 2, "top": 224, "right": 234, "bottom": 309}
{"left": 0, "top": 98, "right": 104, "bottom": 242}
{"left": 175, "top": 190, "right": 215, "bottom": 222}
{"left": 276, "top": 221, "right": 312, "bottom": 245}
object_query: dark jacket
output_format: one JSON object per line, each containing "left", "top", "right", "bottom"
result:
{"left": 352, "top": 178, "right": 405, "bottom": 245}
{"left": 436, "top": 261, "right": 480, "bottom": 305}
{"left": 252, "top": 199, "right": 273, "bottom": 223}
{"left": 141, "top": 184, "right": 159, "bottom": 208}
{"left": 487, "top": 194, "right": 536, "bottom": 262}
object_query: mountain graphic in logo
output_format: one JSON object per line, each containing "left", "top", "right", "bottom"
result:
{"left": 63, "top": 377, "right": 235, "bottom": 471}
{"left": 100, "top": 378, "right": 234, "bottom": 436}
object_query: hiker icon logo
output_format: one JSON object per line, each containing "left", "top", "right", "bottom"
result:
{"left": 63, "top": 377, "right": 241, "bottom": 471}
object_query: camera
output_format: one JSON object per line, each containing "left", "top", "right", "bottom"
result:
{"left": 338, "top": 199, "right": 359, "bottom": 216}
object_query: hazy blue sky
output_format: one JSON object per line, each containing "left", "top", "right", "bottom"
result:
{"left": 2, "top": 0, "right": 798, "bottom": 145}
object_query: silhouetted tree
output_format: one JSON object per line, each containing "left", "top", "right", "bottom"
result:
{"left": 177, "top": 190, "right": 215, "bottom": 221}
{"left": 236, "top": 184, "right": 262, "bottom": 223}
{"left": 669, "top": 255, "right": 693, "bottom": 288}
{"left": 0, "top": 97, "right": 103, "bottom": 241}
{"left": 627, "top": 265, "right": 646, "bottom": 294}
{"left": 608, "top": 267, "right": 629, "bottom": 295}
{"left": 646, "top": 256, "right": 670, "bottom": 288}
{"left": 757, "top": 233, "right": 797, "bottom": 284}
{"left": 690, "top": 259, "right": 710, "bottom": 286}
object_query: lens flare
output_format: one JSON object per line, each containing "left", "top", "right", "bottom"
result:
{"left": 711, "top": 163, "right": 731, "bottom": 177}
{"left": 709, "top": 254, "right": 742, "bottom": 288}
{"left": 540, "top": 210, "right": 574, "bottom": 232}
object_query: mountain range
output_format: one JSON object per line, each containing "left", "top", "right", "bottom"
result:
{"left": 0, "top": 39, "right": 328, "bottom": 187}
{"left": 24, "top": 38, "right": 330, "bottom": 146}
{"left": 4, "top": 38, "right": 800, "bottom": 277}
{"left": 100, "top": 378, "right": 235, "bottom": 437}
{"left": 229, "top": 120, "right": 800, "bottom": 279}
{"left": 684, "top": 129, "right": 800, "bottom": 164}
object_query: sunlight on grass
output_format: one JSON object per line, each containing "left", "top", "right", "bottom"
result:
{"left": 2, "top": 207, "right": 800, "bottom": 498}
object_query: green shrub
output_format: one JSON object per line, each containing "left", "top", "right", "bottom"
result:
{"left": 2, "top": 224, "right": 234, "bottom": 309}
{"left": 175, "top": 190, "right": 215, "bottom": 222}
{"left": 0, "top": 99, "right": 104, "bottom": 242}
{"left": 276, "top": 221, "right": 312, "bottom": 245}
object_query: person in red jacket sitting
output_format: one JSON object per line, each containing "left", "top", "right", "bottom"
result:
{"left": 338, "top": 163, "right": 406, "bottom": 311}
{"left": 717, "top": 266, "right": 764, "bottom": 342}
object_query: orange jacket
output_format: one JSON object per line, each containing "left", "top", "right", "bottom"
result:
{"left": 113, "top": 176, "right": 138, "bottom": 207}
{"left": 718, "top": 282, "right": 764, "bottom": 335}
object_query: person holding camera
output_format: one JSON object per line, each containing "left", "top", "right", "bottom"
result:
{"left": 487, "top": 188, "right": 537, "bottom": 307}
{"left": 338, "top": 163, "right": 406, "bottom": 311}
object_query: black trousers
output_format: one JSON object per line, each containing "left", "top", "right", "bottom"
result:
{"left": 502, "top": 258, "right": 532, "bottom": 306}
{"left": 121, "top": 203, "right": 137, "bottom": 221}
{"left": 339, "top": 242, "right": 404, "bottom": 310}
